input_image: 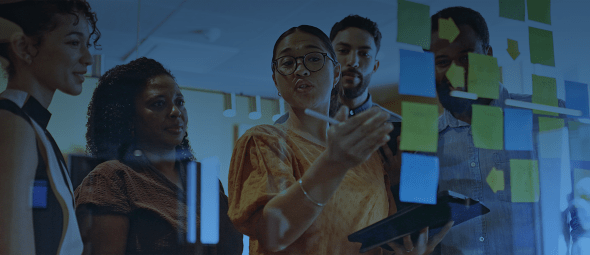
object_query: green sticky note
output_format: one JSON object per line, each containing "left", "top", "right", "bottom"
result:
{"left": 529, "top": 27, "right": 555, "bottom": 67}
{"left": 569, "top": 122, "right": 590, "bottom": 161}
{"left": 400, "top": 102, "right": 438, "bottom": 152}
{"left": 510, "top": 159, "right": 540, "bottom": 203}
{"left": 538, "top": 116, "right": 563, "bottom": 132}
{"left": 472, "top": 105, "right": 503, "bottom": 150}
{"left": 527, "top": 0, "right": 551, "bottom": 25}
{"left": 468, "top": 53, "right": 500, "bottom": 99}
{"left": 500, "top": 0, "right": 525, "bottom": 21}
{"left": 532, "top": 74, "right": 558, "bottom": 116}
{"left": 397, "top": 0, "right": 431, "bottom": 50}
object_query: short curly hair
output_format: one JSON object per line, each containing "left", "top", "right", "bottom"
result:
{"left": 86, "top": 57, "right": 194, "bottom": 161}
{"left": 330, "top": 15, "right": 382, "bottom": 53}
{"left": 0, "top": 0, "right": 101, "bottom": 79}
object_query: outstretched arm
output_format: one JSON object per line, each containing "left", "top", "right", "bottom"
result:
{"left": 255, "top": 107, "right": 393, "bottom": 252}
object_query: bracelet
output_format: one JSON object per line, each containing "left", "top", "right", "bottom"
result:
{"left": 298, "top": 179, "right": 326, "bottom": 207}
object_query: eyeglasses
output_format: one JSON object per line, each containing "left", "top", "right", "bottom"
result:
{"left": 272, "top": 52, "right": 337, "bottom": 76}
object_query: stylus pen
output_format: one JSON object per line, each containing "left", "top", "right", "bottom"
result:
{"left": 304, "top": 109, "right": 341, "bottom": 125}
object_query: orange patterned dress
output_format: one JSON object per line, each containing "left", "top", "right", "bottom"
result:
{"left": 228, "top": 124, "right": 396, "bottom": 254}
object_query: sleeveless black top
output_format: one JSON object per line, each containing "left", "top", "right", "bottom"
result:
{"left": 0, "top": 90, "right": 83, "bottom": 254}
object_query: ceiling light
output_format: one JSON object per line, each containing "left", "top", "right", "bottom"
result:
{"left": 223, "top": 93, "right": 236, "bottom": 117}
{"left": 272, "top": 97, "right": 286, "bottom": 122}
{"left": 248, "top": 96, "right": 262, "bottom": 120}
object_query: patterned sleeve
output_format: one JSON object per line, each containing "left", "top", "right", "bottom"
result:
{"left": 74, "top": 161, "right": 131, "bottom": 215}
{"left": 227, "top": 126, "right": 295, "bottom": 238}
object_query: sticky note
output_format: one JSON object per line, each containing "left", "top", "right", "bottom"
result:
{"left": 569, "top": 121, "right": 590, "bottom": 161}
{"left": 438, "top": 17, "right": 460, "bottom": 43}
{"left": 504, "top": 108, "right": 533, "bottom": 151}
{"left": 565, "top": 81, "right": 589, "bottom": 118}
{"left": 507, "top": 39, "right": 520, "bottom": 60}
{"left": 472, "top": 105, "right": 503, "bottom": 150}
{"left": 529, "top": 27, "right": 555, "bottom": 67}
{"left": 510, "top": 159, "right": 540, "bottom": 202}
{"left": 446, "top": 62, "right": 465, "bottom": 88}
{"left": 397, "top": 0, "right": 430, "bottom": 50}
{"left": 399, "top": 153, "right": 439, "bottom": 204}
{"left": 400, "top": 102, "right": 438, "bottom": 152}
{"left": 486, "top": 167, "right": 505, "bottom": 193}
{"left": 399, "top": 49, "right": 436, "bottom": 97}
{"left": 538, "top": 116, "right": 564, "bottom": 159}
{"left": 532, "top": 74, "right": 558, "bottom": 116}
{"left": 527, "top": 0, "right": 551, "bottom": 25}
{"left": 468, "top": 52, "right": 500, "bottom": 99}
{"left": 500, "top": 0, "right": 525, "bottom": 21}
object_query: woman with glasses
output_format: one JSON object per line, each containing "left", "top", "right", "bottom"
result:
{"left": 228, "top": 25, "right": 398, "bottom": 254}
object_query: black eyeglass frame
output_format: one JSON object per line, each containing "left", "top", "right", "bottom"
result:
{"left": 272, "top": 52, "right": 338, "bottom": 76}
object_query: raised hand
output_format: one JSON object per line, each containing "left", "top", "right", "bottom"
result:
{"left": 325, "top": 106, "right": 394, "bottom": 170}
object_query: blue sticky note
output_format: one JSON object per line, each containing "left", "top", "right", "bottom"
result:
{"left": 565, "top": 81, "right": 589, "bottom": 118}
{"left": 400, "top": 153, "right": 439, "bottom": 204}
{"left": 399, "top": 49, "right": 436, "bottom": 98}
{"left": 504, "top": 108, "right": 533, "bottom": 151}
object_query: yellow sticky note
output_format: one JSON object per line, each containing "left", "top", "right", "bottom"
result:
{"left": 472, "top": 105, "right": 503, "bottom": 150}
{"left": 532, "top": 74, "right": 558, "bottom": 116}
{"left": 400, "top": 102, "right": 438, "bottom": 153}
{"left": 510, "top": 159, "right": 540, "bottom": 203}
{"left": 438, "top": 17, "right": 460, "bottom": 43}
{"left": 446, "top": 62, "right": 465, "bottom": 88}
{"left": 468, "top": 53, "right": 500, "bottom": 99}
{"left": 486, "top": 167, "right": 505, "bottom": 193}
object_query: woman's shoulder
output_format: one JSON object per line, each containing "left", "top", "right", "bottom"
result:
{"left": 86, "top": 160, "right": 135, "bottom": 178}
{"left": 0, "top": 109, "right": 38, "bottom": 172}
{"left": 240, "top": 124, "right": 289, "bottom": 141}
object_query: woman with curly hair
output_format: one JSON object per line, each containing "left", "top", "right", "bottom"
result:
{"left": 75, "top": 57, "right": 243, "bottom": 254}
{"left": 0, "top": 1, "right": 99, "bottom": 254}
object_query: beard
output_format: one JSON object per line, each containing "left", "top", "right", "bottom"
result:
{"left": 436, "top": 79, "right": 490, "bottom": 117}
{"left": 340, "top": 70, "right": 372, "bottom": 99}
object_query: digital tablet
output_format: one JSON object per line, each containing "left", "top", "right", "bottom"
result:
{"left": 348, "top": 190, "right": 490, "bottom": 253}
